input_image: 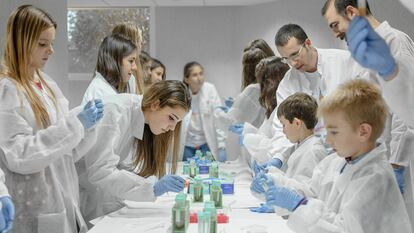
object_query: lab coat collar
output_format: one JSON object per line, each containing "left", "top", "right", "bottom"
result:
{"left": 375, "top": 21, "right": 391, "bottom": 35}
{"left": 95, "top": 71, "right": 119, "bottom": 94}
{"left": 131, "top": 95, "right": 145, "bottom": 139}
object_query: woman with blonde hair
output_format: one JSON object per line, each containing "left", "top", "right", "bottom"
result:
{"left": 79, "top": 80, "right": 191, "bottom": 221}
{"left": 0, "top": 5, "right": 103, "bottom": 233}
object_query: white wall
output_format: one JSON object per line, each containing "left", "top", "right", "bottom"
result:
{"left": 0, "top": 0, "right": 69, "bottom": 94}
{"left": 154, "top": 6, "right": 242, "bottom": 98}
{"left": 1, "top": 0, "right": 413, "bottom": 105}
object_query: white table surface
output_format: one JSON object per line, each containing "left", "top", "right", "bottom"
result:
{"left": 87, "top": 160, "right": 295, "bottom": 233}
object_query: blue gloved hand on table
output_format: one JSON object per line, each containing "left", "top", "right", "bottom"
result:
{"left": 250, "top": 203, "right": 275, "bottom": 213}
{"left": 266, "top": 185, "right": 305, "bottom": 212}
{"left": 153, "top": 175, "right": 185, "bottom": 196}
{"left": 250, "top": 172, "right": 272, "bottom": 194}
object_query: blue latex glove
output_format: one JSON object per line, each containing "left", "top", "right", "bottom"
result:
{"left": 228, "top": 123, "right": 244, "bottom": 135}
{"left": 218, "top": 148, "right": 227, "bottom": 162}
{"left": 77, "top": 99, "right": 104, "bottom": 129}
{"left": 393, "top": 166, "right": 405, "bottom": 193}
{"left": 0, "top": 197, "right": 14, "bottom": 233}
{"left": 217, "top": 106, "right": 229, "bottom": 113}
{"left": 266, "top": 185, "right": 305, "bottom": 212}
{"left": 264, "top": 158, "right": 283, "bottom": 169}
{"left": 347, "top": 16, "right": 397, "bottom": 78}
{"left": 153, "top": 175, "right": 185, "bottom": 196}
{"left": 249, "top": 203, "right": 275, "bottom": 213}
{"left": 252, "top": 160, "right": 266, "bottom": 176}
{"left": 250, "top": 172, "right": 272, "bottom": 194}
{"left": 224, "top": 97, "right": 234, "bottom": 108}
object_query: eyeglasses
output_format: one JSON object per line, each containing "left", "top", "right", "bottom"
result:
{"left": 281, "top": 43, "right": 305, "bottom": 64}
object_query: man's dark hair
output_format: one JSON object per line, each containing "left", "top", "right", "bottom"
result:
{"left": 275, "top": 24, "right": 308, "bottom": 47}
{"left": 321, "top": 0, "right": 372, "bottom": 16}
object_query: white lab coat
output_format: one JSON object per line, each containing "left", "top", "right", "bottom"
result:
{"left": 215, "top": 83, "right": 265, "bottom": 130}
{"left": 243, "top": 109, "right": 292, "bottom": 164}
{"left": 243, "top": 49, "right": 344, "bottom": 165}
{"left": 77, "top": 94, "right": 158, "bottom": 221}
{"left": 215, "top": 83, "right": 265, "bottom": 161}
{"left": 373, "top": 24, "right": 414, "bottom": 223}
{"left": 285, "top": 143, "right": 412, "bottom": 233}
{"left": 0, "top": 75, "right": 88, "bottom": 233}
{"left": 374, "top": 21, "right": 414, "bottom": 128}
{"left": 268, "top": 135, "right": 328, "bottom": 216}
{"left": 183, "top": 82, "right": 226, "bottom": 159}
{"left": 81, "top": 72, "right": 136, "bottom": 106}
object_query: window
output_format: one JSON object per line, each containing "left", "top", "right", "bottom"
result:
{"left": 68, "top": 8, "right": 150, "bottom": 74}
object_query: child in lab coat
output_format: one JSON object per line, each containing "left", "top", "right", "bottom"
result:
{"left": 112, "top": 22, "right": 145, "bottom": 95}
{"left": 182, "top": 61, "right": 227, "bottom": 162}
{"left": 0, "top": 5, "right": 103, "bottom": 233}
{"left": 82, "top": 34, "right": 138, "bottom": 105}
{"left": 250, "top": 93, "right": 327, "bottom": 214}
{"left": 264, "top": 80, "right": 412, "bottom": 233}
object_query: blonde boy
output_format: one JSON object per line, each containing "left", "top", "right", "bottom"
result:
{"left": 265, "top": 80, "right": 412, "bottom": 233}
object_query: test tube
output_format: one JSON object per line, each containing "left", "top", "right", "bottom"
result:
{"left": 358, "top": 0, "right": 367, "bottom": 16}
{"left": 174, "top": 208, "right": 185, "bottom": 229}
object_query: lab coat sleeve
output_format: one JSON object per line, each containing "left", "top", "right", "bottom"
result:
{"left": 210, "top": 86, "right": 226, "bottom": 149}
{"left": 388, "top": 112, "right": 413, "bottom": 166}
{"left": 0, "top": 79, "right": 85, "bottom": 174}
{"left": 287, "top": 170, "right": 408, "bottom": 233}
{"left": 85, "top": 124, "right": 156, "bottom": 202}
{"left": 268, "top": 145, "right": 327, "bottom": 197}
{"left": 0, "top": 168, "right": 9, "bottom": 197}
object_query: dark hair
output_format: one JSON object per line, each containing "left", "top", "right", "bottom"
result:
{"left": 150, "top": 58, "right": 166, "bottom": 80}
{"left": 321, "top": 0, "right": 372, "bottom": 16}
{"left": 183, "top": 61, "right": 203, "bottom": 81}
{"left": 256, "top": 57, "right": 290, "bottom": 118}
{"left": 242, "top": 48, "right": 268, "bottom": 89}
{"left": 95, "top": 34, "right": 137, "bottom": 93}
{"left": 277, "top": 92, "right": 318, "bottom": 130}
{"left": 139, "top": 51, "right": 152, "bottom": 64}
{"left": 275, "top": 24, "right": 308, "bottom": 47}
{"left": 243, "top": 39, "right": 275, "bottom": 57}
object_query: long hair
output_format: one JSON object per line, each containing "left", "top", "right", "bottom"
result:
{"left": 112, "top": 22, "right": 145, "bottom": 94}
{"left": 182, "top": 61, "right": 203, "bottom": 86}
{"left": 1, "top": 5, "right": 57, "bottom": 128}
{"left": 150, "top": 58, "right": 166, "bottom": 80}
{"left": 242, "top": 48, "right": 268, "bottom": 89}
{"left": 134, "top": 80, "right": 191, "bottom": 178}
{"left": 243, "top": 39, "right": 275, "bottom": 57}
{"left": 95, "top": 34, "right": 137, "bottom": 93}
{"left": 256, "top": 57, "right": 290, "bottom": 118}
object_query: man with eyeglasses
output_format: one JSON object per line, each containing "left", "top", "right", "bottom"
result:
{"left": 322, "top": 0, "right": 414, "bottom": 227}
{"left": 275, "top": 23, "right": 362, "bottom": 104}
{"left": 243, "top": 23, "right": 364, "bottom": 176}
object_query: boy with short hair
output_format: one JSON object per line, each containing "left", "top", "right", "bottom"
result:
{"left": 264, "top": 80, "right": 412, "bottom": 233}
{"left": 250, "top": 93, "right": 327, "bottom": 214}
